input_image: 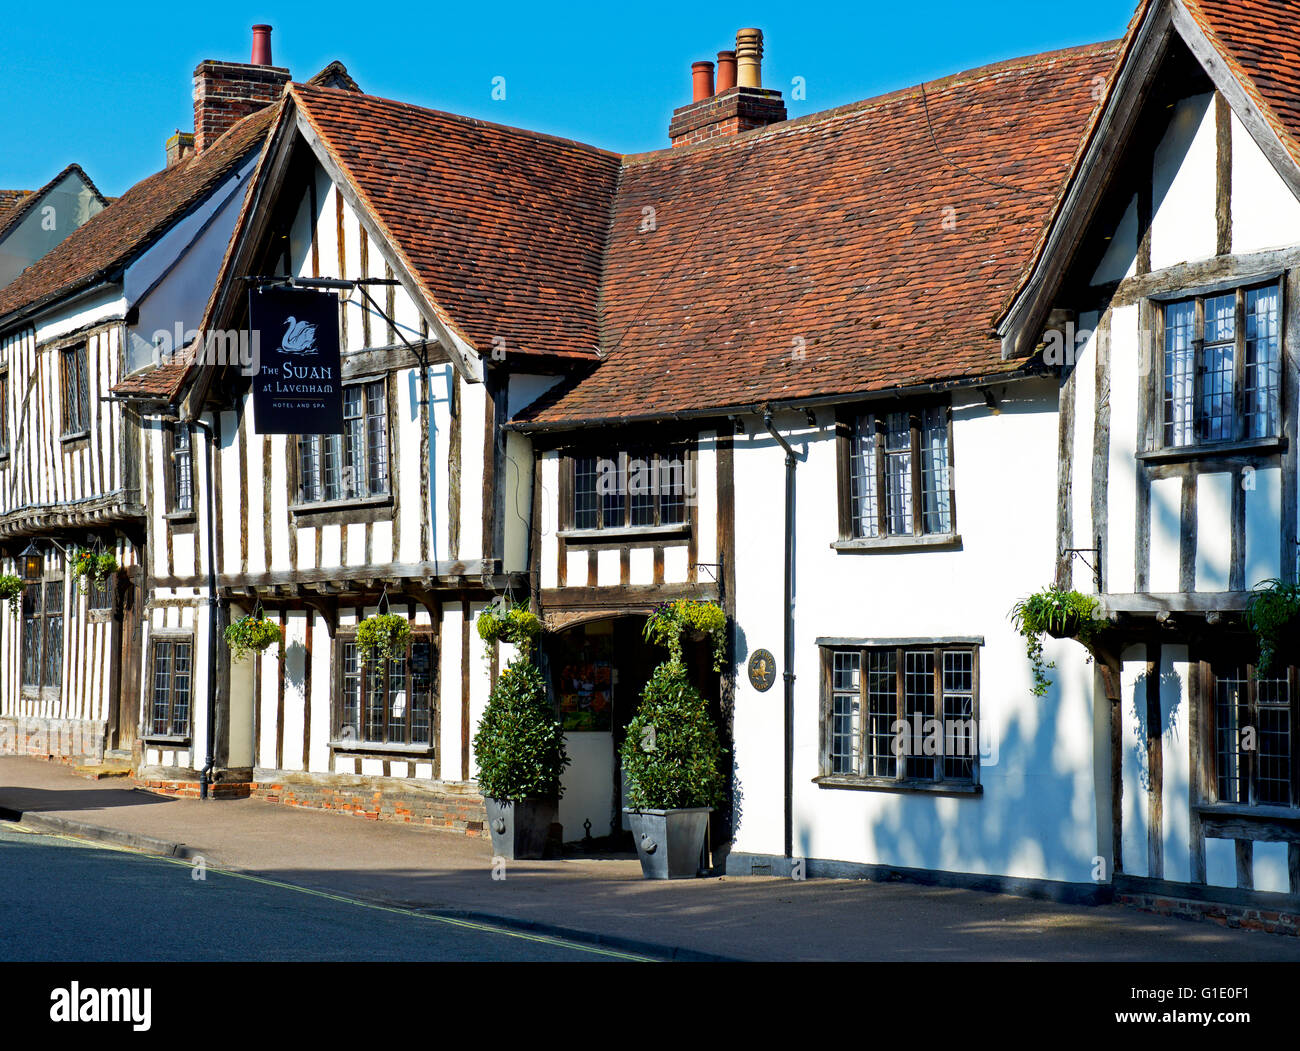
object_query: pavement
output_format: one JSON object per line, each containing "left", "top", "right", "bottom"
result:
{"left": 4, "top": 755, "right": 1300, "bottom": 962}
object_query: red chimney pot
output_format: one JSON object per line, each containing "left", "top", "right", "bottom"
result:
{"left": 716, "top": 50, "right": 737, "bottom": 91}
{"left": 251, "top": 24, "right": 273, "bottom": 66}
{"left": 691, "top": 61, "right": 715, "bottom": 102}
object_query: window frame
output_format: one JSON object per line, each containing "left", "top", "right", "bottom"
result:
{"left": 816, "top": 639, "right": 982, "bottom": 793}
{"left": 558, "top": 444, "right": 695, "bottom": 539}
{"left": 292, "top": 377, "right": 391, "bottom": 510}
{"left": 1153, "top": 278, "right": 1285, "bottom": 454}
{"left": 146, "top": 633, "right": 195, "bottom": 742}
{"left": 331, "top": 628, "right": 438, "bottom": 755}
{"left": 59, "top": 342, "right": 90, "bottom": 439}
{"left": 1205, "top": 655, "right": 1299, "bottom": 811}
{"left": 21, "top": 558, "right": 64, "bottom": 693}
{"left": 0, "top": 365, "right": 9, "bottom": 461}
{"left": 835, "top": 399, "right": 957, "bottom": 547}
{"left": 165, "top": 420, "right": 195, "bottom": 519}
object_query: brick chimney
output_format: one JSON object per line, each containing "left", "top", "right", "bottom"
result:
{"left": 669, "top": 28, "right": 786, "bottom": 148}
{"left": 193, "top": 25, "right": 290, "bottom": 153}
{"left": 165, "top": 130, "right": 196, "bottom": 167}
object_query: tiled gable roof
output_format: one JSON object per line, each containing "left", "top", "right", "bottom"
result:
{"left": 0, "top": 190, "right": 33, "bottom": 223}
{"left": 0, "top": 106, "right": 276, "bottom": 328}
{"left": 519, "top": 41, "right": 1121, "bottom": 425}
{"left": 1184, "top": 0, "right": 1300, "bottom": 166}
{"left": 0, "top": 163, "right": 107, "bottom": 244}
{"left": 292, "top": 83, "right": 622, "bottom": 360}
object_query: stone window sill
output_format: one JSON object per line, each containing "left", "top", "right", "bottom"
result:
{"left": 814, "top": 775, "right": 981, "bottom": 796}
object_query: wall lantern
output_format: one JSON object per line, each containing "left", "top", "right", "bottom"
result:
{"left": 20, "top": 541, "right": 43, "bottom": 582}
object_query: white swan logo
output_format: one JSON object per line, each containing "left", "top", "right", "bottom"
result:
{"left": 279, "top": 317, "right": 318, "bottom": 356}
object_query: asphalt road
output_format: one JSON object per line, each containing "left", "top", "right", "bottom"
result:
{"left": 0, "top": 824, "right": 651, "bottom": 962}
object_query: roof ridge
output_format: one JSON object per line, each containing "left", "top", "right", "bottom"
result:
{"left": 623, "top": 39, "right": 1124, "bottom": 165}
{"left": 0, "top": 162, "right": 107, "bottom": 242}
{"left": 290, "top": 80, "right": 623, "bottom": 160}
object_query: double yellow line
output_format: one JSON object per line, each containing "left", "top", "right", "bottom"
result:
{"left": 5, "top": 822, "right": 654, "bottom": 961}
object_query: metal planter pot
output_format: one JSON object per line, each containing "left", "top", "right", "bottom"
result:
{"left": 484, "top": 796, "right": 558, "bottom": 860}
{"left": 624, "top": 807, "right": 712, "bottom": 879}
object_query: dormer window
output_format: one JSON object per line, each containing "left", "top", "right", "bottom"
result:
{"left": 1160, "top": 281, "right": 1281, "bottom": 449}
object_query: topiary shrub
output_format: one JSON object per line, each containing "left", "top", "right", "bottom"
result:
{"left": 473, "top": 657, "right": 569, "bottom": 803}
{"left": 620, "top": 660, "right": 726, "bottom": 811}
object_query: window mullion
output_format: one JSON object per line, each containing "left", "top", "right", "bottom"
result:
{"left": 1192, "top": 296, "right": 1205, "bottom": 442}
{"left": 1247, "top": 661, "right": 1258, "bottom": 808}
{"left": 1234, "top": 287, "right": 1247, "bottom": 444}
{"left": 895, "top": 647, "right": 905, "bottom": 782}
{"left": 934, "top": 645, "right": 944, "bottom": 781}
{"left": 910, "top": 415, "right": 923, "bottom": 537}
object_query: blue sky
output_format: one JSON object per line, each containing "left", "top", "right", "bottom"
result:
{"left": 1, "top": 1, "right": 1138, "bottom": 197}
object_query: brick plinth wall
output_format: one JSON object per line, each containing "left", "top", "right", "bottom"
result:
{"left": 669, "top": 86, "right": 787, "bottom": 147}
{"left": 251, "top": 780, "right": 488, "bottom": 837}
{"left": 135, "top": 779, "right": 254, "bottom": 800}
{"left": 193, "top": 61, "right": 290, "bottom": 152}
{"left": 1118, "top": 892, "right": 1300, "bottom": 937}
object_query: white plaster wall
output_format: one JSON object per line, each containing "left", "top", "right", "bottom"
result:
{"left": 1149, "top": 93, "right": 1216, "bottom": 272}
{"left": 1195, "top": 472, "right": 1233, "bottom": 592}
{"left": 730, "top": 382, "right": 1102, "bottom": 884}
{"left": 1120, "top": 648, "right": 1149, "bottom": 879}
{"left": 1245, "top": 467, "right": 1282, "bottom": 588}
{"left": 1231, "top": 112, "right": 1300, "bottom": 255}
{"left": 1107, "top": 305, "right": 1140, "bottom": 594}
{"left": 1091, "top": 196, "right": 1139, "bottom": 285}
{"left": 1149, "top": 476, "right": 1182, "bottom": 593}
{"left": 1161, "top": 645, "right": 1191, "bottom": 885}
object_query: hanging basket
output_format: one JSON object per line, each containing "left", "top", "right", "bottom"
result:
{"left": 357, "top": 612, "right": 412, "bottom": 665}
{"left": 0, "top": 574, "right": 24, "bottom": 617}
{"left": 225, "top": 610, "right": 284, "bottom": 663}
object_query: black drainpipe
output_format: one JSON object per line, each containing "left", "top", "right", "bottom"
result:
{"left": 761, "top": 411, "right": 797, "bottom": 860}
{"left": 191, "top": 412, "right": 221, "bottom": 800}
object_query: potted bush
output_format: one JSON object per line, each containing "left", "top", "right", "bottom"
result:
{"left": 70, "top": 549, "right": 118, "bottom": 594}
{"left": 620, "top": 602, "right": 728, "bottom": 879}
{"left": 0, "top": 574, "right": 24, "bottom": 616}
{"left": 1010, "top": 587, "right": 1106, "bottom": 697}
{"left": 472, "top": 646, "right": 568, "bottom": 860}
{"left": 1246, "top": 578, "right": 1300, "bottom": 675}
{"left": 356, "top": 611, "right": 412, "bottom": 665}
{"left": 224, "top": 610, "right": 284, "bottom": 663}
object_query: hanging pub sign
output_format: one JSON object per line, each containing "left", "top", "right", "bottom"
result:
{"left": 249, "top": 286, "right": 344, "bottom": 434}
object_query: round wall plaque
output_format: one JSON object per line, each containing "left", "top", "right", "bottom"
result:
{"left": 748, "top": 649, "right": 777, "bottom": 692}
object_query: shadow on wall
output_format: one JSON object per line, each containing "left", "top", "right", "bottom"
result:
{"left": 1130, "top": 667, "right": 1183, "bottom": 793}
{"left": 791, "top": 654, "right": 1112, "bottom": 884}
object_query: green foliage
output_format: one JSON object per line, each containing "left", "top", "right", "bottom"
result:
{"left": 1010, "top": 587, "right": 1106, "bottom": 697}
{"left": 1247, "top": 578, "right": 1300, "bottom": 676}
{"left": 69, "top": 550, "right": 118, "bottom": 594}
{"left": 476, "top": 603, "right": 543, "bottom": 658}
{"left": 0, "top": 574, "right": 24, "bottom": 617}
{"left": 224, "top": 613, "right": 284, "bottom": 663}
{"left": 619, "top": 660, "right": 726, "bottom": 811}
{"left": 356, "top": 613, "right": 412, "bottom": 665}
{"left": 643, "top": 599, "right": 728, "bottom": 671}
{"left": 473, "top": 657, "right": 569, "bottom": 802}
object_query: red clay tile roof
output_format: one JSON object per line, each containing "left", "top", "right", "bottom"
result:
{"left": 111, "top": 347, "right": 195, "bottom": 401}
{"left": 1184, "top": 0, "right": 1300, "bottom": 166}
{"left": 0, "top": 107, "right": 276, "bottom": 329}
{"left": 0, "top": 190, "right": 32, "bottom": 224}
{"left": 292, "top": 83, "right": 621, "bottom": 359}
{"left": 516, "top": 41, "right": 1121, "bottom": 425}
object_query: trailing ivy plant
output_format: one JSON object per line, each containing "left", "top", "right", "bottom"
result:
{"left": 620, "top": 660, "right": 727, "bottom": 811}
{"left": 476, "top": 602, "right": 543, "bottom": 659}
{"left": 643, "top": 599, "right": 728, "bottom": 671}
{"left": 0, "top": 574, "right": 24, "bottom": 617}
{"left": 472, "top": 656, "right": 569, "bottom": 803}
{"left": 356, "top": 612, "right": 412, "bottom": 665}
{"left": 1009, "top": 587, "right": 1106, "bottom": 698}
{"left": 1246, "top": 578, "right": 1300, "bottom": 675}
{"left": 224, "top": 612, "right": 284, "bottom": 663}
{"left": 70, "top": 550, "right": 118, "bottom": 594}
